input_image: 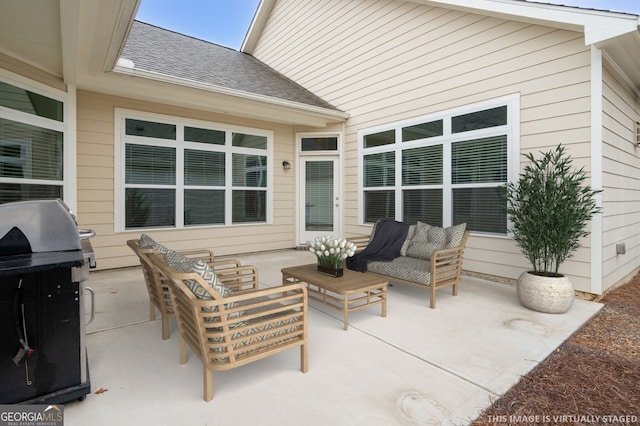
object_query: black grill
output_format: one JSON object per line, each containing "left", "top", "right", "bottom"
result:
{"left": 0, "top": 199, "right": 95, "bottom": 404}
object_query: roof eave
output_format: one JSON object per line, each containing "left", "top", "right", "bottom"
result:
{"left": 414, "top": 0, "right": 639, "bottom": 45}
{"left": 111, "top": 64, "right": 349, "bottom": 124}
{"left": 241, "top": 0, "right": 275, "bottom": 54}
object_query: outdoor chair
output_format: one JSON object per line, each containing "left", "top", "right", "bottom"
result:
{"left": 149, "top": 251, "right": 308, "bottom": 401}
{"left": 127, "top": 235, "right": 247, "bottom": 340}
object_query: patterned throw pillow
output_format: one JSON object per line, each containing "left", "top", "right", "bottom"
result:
{"left": 405, "top": 223, "right": 467, "bottom": 259}
{"left": 412, "top": 221, "right": 431, "bottom": 242}
{"left": 164, "top": 250, "right": 239, "bottom": 324}
{"left": 406, "top": 222, "right": 445, "bottom": 260}
{"left": 445, "top": 223, "right": 467, "bottom": 248}
{"left": 400, "top": 224, "right": 416, "bottom": 256}
{"left": 190, "top": 260, "right": 233, "bottom": 298}
{"left": 165, "top": 249, "right": 195, "bottom": 272}
{"left": 164, "top": 250, "right": 231, "bottom": 299}
{"left": 427, "top": 226, "right": 447, "bottom": 247}
{"left": 139, "top": 233, "right": 169, "bottom": 254}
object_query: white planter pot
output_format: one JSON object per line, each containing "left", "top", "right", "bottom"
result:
{"left": 516, "top": 271, "right": 575, "bottom": 314}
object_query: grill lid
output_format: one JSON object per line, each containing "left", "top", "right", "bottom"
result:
{"left": 0, "top": 227, "right": 32, "bottom": 256}
{"left": 0, "top": 199, "right": 81, "bottom": 255}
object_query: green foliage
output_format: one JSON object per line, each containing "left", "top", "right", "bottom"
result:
{"left": 505, "top": 145, "right": 601, "bottom": 275}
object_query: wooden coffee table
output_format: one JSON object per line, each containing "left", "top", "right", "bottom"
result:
{"left": 281, "top": 264, "right": 387, "bottom": 330}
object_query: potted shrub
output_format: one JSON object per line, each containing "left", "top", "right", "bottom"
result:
{"left": 505, "top": 144, "right": 601, "bottom": 313}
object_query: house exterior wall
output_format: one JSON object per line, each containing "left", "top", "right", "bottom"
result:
{"left": 251, "top": 0, "right": 598, "bottom": 291}
{"left": 601, "top": 59, "right": 640, "bottom": 291}
{"left": 76, "top": 90, "right": 299, "bottom": 270}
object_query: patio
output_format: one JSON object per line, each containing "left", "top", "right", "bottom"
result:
{"left": 64, "top": 249, "right": 602, "bottom": 425}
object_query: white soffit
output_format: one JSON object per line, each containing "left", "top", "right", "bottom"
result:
{"left": 0, "top": 0, "right": 62, "bottom": 77}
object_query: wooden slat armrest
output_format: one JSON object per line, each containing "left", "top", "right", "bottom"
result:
{"left": 197, "top": 283, "right": 308, "bottom": 343}
{"left": 430, "top": 231, "right": 469, "bottom": 269}
{"left": 215, "top": 265, "right": 259, "bottom": 292}
{"left": 225, "top": 282, "right": 306, "bottom": 302}
{"left": 158, "top": 265, "right": 306, "bottom": 323}
{"left": 179, "top": 249, "right": 215, "bottom": 263}
{"left": 430, "top": 245, "right": 465, "bottom": 284}
{"left": 426, "top": 230, "right": 469, "bottom": 309}
{"left": 154, "top": 267, "right": 307, "bottom": 326}
{"left": 347, "top": 235, "right": 371, "bottom": 253}
{"left": 431, "top": 246, "right": 464, "bottom": 261}
{"left": 209, "top": 258, "right": 242, "bottom": 270}
{"left": 216, "top": 284, "right": 307, "bottom": 322}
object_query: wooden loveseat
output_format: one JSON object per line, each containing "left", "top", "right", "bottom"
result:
{"left": 348, "top": 221, "right": 470, "bottom": 309}
{"left": 146, "top": 245, "right": 308, "bottom": 401}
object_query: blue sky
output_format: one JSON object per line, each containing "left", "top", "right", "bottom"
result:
{"left": 135, "top": 0, "right": 640, "bottom": 50}
{"left": 136, "top": 0, "right": 261, "bottom": 49}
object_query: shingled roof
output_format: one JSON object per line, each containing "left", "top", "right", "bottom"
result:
{"left": 120, "top": 21, "right": 340, "bottom": 111}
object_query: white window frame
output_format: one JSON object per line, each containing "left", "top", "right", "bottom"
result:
{"left": 114, "top": 109, "right": 273, "bottom": 232}
{"left": 357, "top": 94, "right": 520, "bottom": 235}
{"left": 295, "top": 131, "right": 344, "bottom": 243}
{"left": 0, "top": 70, "right": 73, "bottom": 209}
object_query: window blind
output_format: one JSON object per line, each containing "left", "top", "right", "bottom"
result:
{"left": 305, "top": 161, "right": 334, "bottom": 231}
{"left": 364, "top": 152, "right": 395, "bottom": 187}
{"left": 402, "top": 145, "right": 443, "bottom": 186}
{"left": 452, "top": 136, "right": 507, "bottom": 184}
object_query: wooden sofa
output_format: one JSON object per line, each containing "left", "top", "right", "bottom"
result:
{"left": 348, "top": 221, "right": 470, "bottom": 309}
{"left": 149, "top": 251, "right": 308, "bottom": 401}
{"left": 127, "top": 235, "right": 252, "bottom": 340}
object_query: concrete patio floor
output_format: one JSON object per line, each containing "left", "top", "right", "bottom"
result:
{"left": 64, "top": 249, "right": 602, "bottom": 425}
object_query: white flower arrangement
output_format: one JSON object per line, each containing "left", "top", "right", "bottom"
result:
{"left": 307, "top": 236, "right": 357, "bottom": 269}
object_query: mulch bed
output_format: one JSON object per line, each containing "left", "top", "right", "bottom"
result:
{"left": 472, "top": 272, "right": 640, "bottom": 425}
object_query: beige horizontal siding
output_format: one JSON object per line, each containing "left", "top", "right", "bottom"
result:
{"left": 76, "top": 90, "right": 298, "bottom": 270}
{"left": 601, "top": 60, "right": 640, "bottom": 291}
{"left": 253, "top": 0, "right": 600, "bottom": 291}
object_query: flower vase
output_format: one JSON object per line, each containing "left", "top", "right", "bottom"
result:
{"left": 317, "top": 259, "right": 344, "bottom": 277}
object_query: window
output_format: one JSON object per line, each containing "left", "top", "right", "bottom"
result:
{"left": 0, "top": 79, "right": 66, "bottom": 204}
{"left": 359, "top": 97, "right": 516, "bottom": 234}
{"left": 301, "top": 136, "right": 338, "bottom": 151}
{"left": 117, "top": 111, "right": 271, "bottom": 230}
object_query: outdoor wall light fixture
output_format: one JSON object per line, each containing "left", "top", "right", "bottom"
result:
{"left": 282, "top": 160, "right": 291, "bottom": 170}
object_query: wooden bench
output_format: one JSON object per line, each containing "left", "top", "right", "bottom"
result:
{"left": 348, "top": 222, "right": 470, "bottom": 309}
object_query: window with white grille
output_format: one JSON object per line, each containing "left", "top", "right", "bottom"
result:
{"left": 358, "top": 96, "right": 519, "bottom": 235}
